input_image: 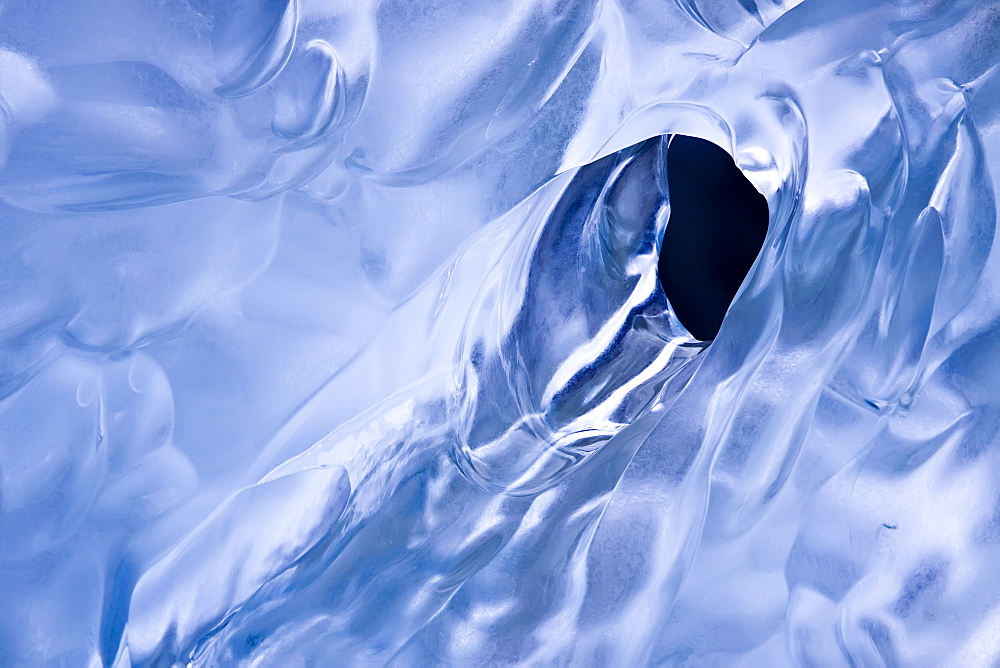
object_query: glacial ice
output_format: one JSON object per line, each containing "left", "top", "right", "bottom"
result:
{"left": 1, "top": 0, "right": 1000, "bottom": 665}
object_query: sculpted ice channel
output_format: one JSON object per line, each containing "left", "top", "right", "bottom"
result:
{"left": 1, "top": 0, "right": 999, "bottom": 665}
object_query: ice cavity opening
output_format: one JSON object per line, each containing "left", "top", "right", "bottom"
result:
{"left": 658, "top": 134, "right": 770, "bottom": 341}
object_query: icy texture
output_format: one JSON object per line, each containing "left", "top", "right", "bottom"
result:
{"left": 1, "top": 0, "right": 1000, "bottom": 665}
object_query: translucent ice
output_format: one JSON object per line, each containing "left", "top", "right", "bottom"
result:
{"left": 1, "top": 0, "right": 1000, "bottom": 665}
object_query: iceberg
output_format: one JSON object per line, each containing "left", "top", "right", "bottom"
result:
{"left": 1, "top": 0, "right": 999, "bottom": 664}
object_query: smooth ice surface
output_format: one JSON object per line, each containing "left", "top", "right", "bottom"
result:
{"left": 2, "top": 0, "right": 1000, "bottom": 665}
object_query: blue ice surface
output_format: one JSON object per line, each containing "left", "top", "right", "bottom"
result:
{"left": 1, "top": 0, "right": 1000, "bottom": 665}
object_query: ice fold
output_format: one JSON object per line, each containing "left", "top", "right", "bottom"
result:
{"left": 128, "top": 466, "right": 350, "bottom": 665}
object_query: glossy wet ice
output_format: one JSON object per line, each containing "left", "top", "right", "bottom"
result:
{"left": 1, "top": 0, "right": 999, "bottom": 665}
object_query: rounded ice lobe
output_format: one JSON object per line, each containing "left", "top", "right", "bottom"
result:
{"left": 1, "top": 0, "right": 1000, "bottom": 666}
{"left": 271, "top": 40, "right": 347, "bottom": 142}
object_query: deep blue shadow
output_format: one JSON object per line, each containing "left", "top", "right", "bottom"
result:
{"left": 658, "top": 135, "right": 769, "bottom": 341}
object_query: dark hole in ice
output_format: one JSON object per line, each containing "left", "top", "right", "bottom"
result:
{"left": 657, "top": 135, "right": 769, "bottom": 341}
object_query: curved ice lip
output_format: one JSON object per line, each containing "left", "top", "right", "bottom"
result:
{"left": 270, "top": 40, "right": 347, "bottom": 144}
{"left": 214, "top": 0, "right": 299, "bottom": 99}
